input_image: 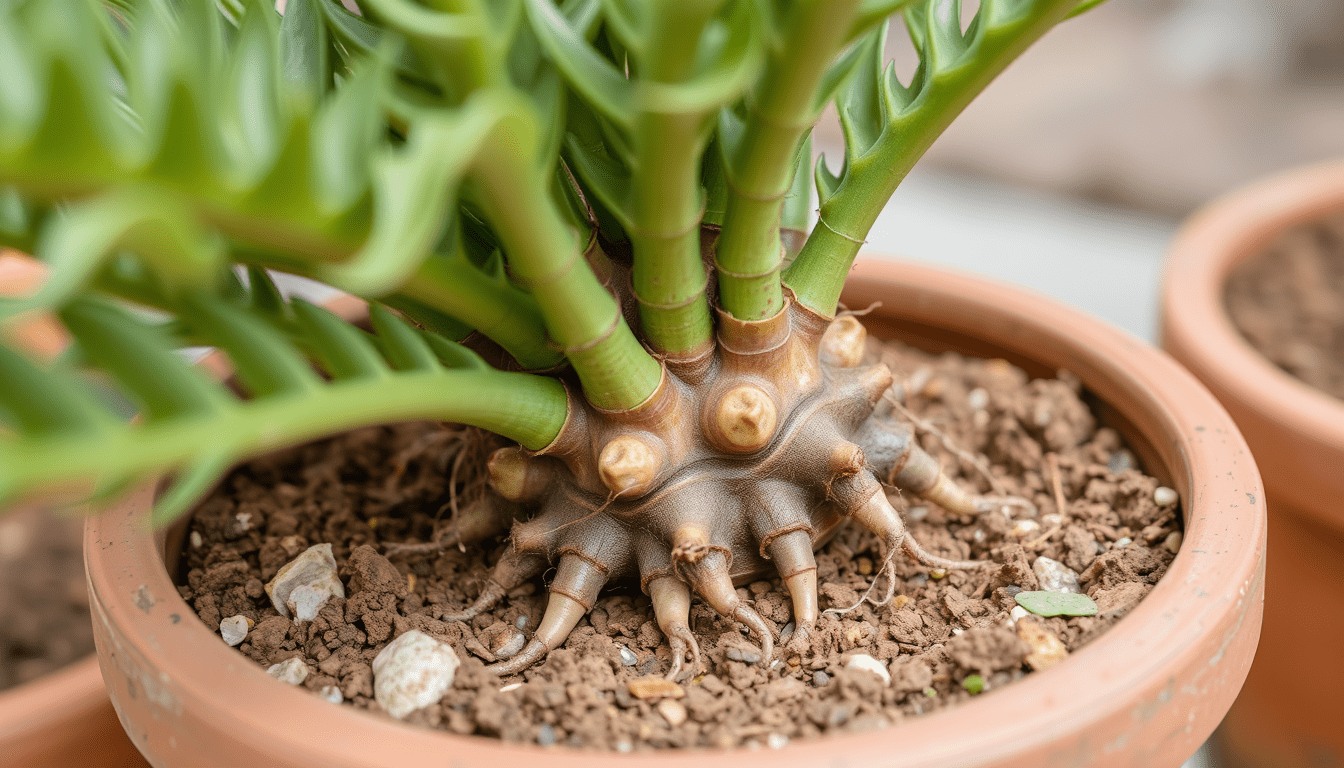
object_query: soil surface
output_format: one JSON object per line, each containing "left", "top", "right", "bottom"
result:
{"left": 179, "top": 338, "right": 1181, "bottom": 750}
{"left": 0, "top": 507, "right": 96, "bottom": 691}
{"left": 1226, "top": 215, "right": 1344, "bottom": 400}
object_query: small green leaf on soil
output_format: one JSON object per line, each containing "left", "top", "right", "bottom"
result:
{"left": 923, "top": 687, "right": 937, "bottom": 698}
{"left": 1015, "top": 591, "right": 1098, "bottom": 617}
{"left": 961, "top": 674, "right": 985, "bottom": 695}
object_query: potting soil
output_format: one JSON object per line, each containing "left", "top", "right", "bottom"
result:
{"left": 179, "top": 338, "right": 1180, "bottom": 750}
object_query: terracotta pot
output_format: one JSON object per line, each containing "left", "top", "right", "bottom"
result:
{"left": 1161, "top": 160, "right": 1344, "bottom": 768}
{"left": 85, "top": 258, "right": 1264, "bottom": 768}
{"left": 0, "top": 254, "right": 148, "bottom": 768}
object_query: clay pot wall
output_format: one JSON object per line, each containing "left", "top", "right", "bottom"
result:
{"left": 1162, "top": 160, "right": 1344, "bottom": 768}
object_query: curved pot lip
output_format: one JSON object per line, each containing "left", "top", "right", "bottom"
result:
{"left": 84, "top": 257, "right": 1265, "bottom": 767}
{"left": 1161, "top": 159, "right": 1344, "bottom": 454}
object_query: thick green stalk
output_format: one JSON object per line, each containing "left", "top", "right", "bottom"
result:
{"left": 624, "top": 0, "right": 726, "bottom": 358}
{"left": 715, "top": 0, "right": 860, "bottom": 320}
{"left": 628, "top": 110, "right": 715, "bottom": 357}
{"left": 395, "top": 255, "right": 564, "bottom": 369}
{"left": 785, "top": 0, "right": 1077, "bottom": 315}
{"left": 471, "top": 137, "right": 661, "bottom": 410}
{"left": 0, "top": 367, "right": 568, "bottom": 502}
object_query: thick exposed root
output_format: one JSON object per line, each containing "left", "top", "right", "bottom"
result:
{"left": 478, "top": 305, "right": 1000, "bottom": 676}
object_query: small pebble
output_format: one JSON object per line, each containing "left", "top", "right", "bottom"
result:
{"left": 1041, "top": 513, "right": 1064, "bottom": 528}
{"left": 1011, "top": 519, "right": 1041, "bottom": 538}
{"left": 1010, "top": 606, "right": 1029, "bottom": 622}
{"left": 1032, "top": 556, "right": 1081, "bottom": 594}
{"left": 637, "top": 657, "right": 661, "bottom": 676}
{"left": 910, "top": 573, "right": 929, "bottom": 586}
{"left": 1154, "top": 486, "right": 1178, "bottom": 506}
{"left": 812, "top": 670, "right": 830, "bottom": 686}
{"left": 627, "top": 677, "right": 684, "bottom": 700}
{"left": 657, "top": 698, "right": 688, "bottom": 727}
{"left": 266, "top": 658, "right": 308, "bottom": 686}
{"left": 265, "top": 543, "right": 345, "bottom": 621}
{"left": 615, "top": 645, "right": 637, "bottom": 666}
{"left": 767, "top": 733, "right": 789, "bottom": 750}
{"left": 493, "top": 631, "right": 525, "bottom": 658}
{"left": 1107, "top": 450, "right": 1135, "bottom": 474}
{"left": 499, "top": 682, "right": 522, "bottom": 693}
{"left": 537, "top": 724, "right": 557, "bottom": 747}
{"left": 1114, "top": 536, "right": 1132, "bottom": 549}
{"left": 1003, "top": 585, "right": 1023, "bottom": 597}
{"left": 845, "top": 654, "right": 890, "bottom": 686}
{"left": 1017, "top": 618, "right": 1069, "bottom": 671}
{"left": 857, "top": 557, "right": 873, "bottom": 575}
{"left": 318, "top": 685, "right": 343, "bottom": 704}
{"left": 514, "top": 614, "right": 528, "bottom": 630}
{"left": 908, "top": 505, "right": 929, "bottom": 521}
{"left": 372, "top": 630, "right": 460, "bottom": 720}
{"left": 951, "top": 627, "right": 964, "bottom": 636}
{"left": 615, "top": 741, "right": 633, "bottom": 754}
{"left": 219, "top": 615, "right": 249, "bottom": 647}
{"left": 930, "top": 568, "right": 947, "bottom": 580}
{"left": 235, "top": 511, "right": 252, "bottom": 532}
{"left": 967, "top": 387, "right": 989, "bottom": 410}
{"left": 779, "top": 621, "right": 795, "bottom": 645}
{"left": 189, "top": 531, "right": 203, "bottom": 549}
{"left": 725, "top": 646, "right": 762, "bottom": 664}
{"left": 1164, "top": 531, "right": 1183, "bottom": 554}
{"left": 972, "top": 529, "right": 986, "bottom": 543}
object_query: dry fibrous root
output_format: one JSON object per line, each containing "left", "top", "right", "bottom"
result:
{"left": 448, "top": 306, "right": 1010, "bottom": 680}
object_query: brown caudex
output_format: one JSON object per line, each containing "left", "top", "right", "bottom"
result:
{"left": 452, "top": 287, "right": 1003, "bottom": 678}
{"left": 1162, "top": 160, "right": 1344, "bottom": 768}
{"left": 87, "top": 259, "right": 1265, "bottom": 767}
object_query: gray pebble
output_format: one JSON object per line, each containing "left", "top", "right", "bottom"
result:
{"left": 910, "top": 573, "right": 929, "bottom": 586}
{"left": 537, "top": 724, "right": 557, "bottom": 747}
{"left": 1003, "top": 585, "right": 1022, "bottom": 597}
{"left": 515, "top": 614, "right": 528, "bottom": 630}
{"left": 618, "top": 646, "right": 638, "bottom": 666}
{"left": 779, "top": 622, "right": 796, "bottom": 645}
{"left": 637, "top": 657, "right": 661, "bottom": 676}
{"left": 813, "top": 670, "right": 830, "bottom": 686}
{"left": 725, "top": 646, "right": 762, "bottom": 664}
{"left": 1107, "top": 450, "right": 1135, "bottom": 474}
{"left": 1114, "top": 536, "right": 1132, "bottom": 549}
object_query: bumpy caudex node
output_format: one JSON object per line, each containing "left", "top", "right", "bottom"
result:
{"left": 471, "top": 303, "right": 1024, "bottom": 679}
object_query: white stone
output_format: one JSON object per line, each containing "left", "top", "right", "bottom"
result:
{"left": 493, "top": 630, "right": 525, "bottom": 658}
{"left": 1032, "top": 556, "right": 1081, "bottom": 594}
{"left": 189, "top": 531, "right": 203, "bottom": 549}
{"left": 1010, "top": 606, "right": 1030, "bottom": 622}
{"left": 319, "top": 685, "right": 343, "bottom": 704}
{"left": 845, "top": 653, "right": 891, "bottom": 686}
{"left": 499, "top": 682, "right": 522, "bottom": 693}
{"left": 1011, "top": 519, "right": 1041, "bottom": 538}
{"left": 767, "top": 733, "right": 789, "bottom": 750}
{"left": 967, "top": 388, "right": 989, "bottom": 410}
{"left": 1154, "top": 486, "right": 1178, "bottom": 506}
{"left": 372, "top": 630, "right": 460, "bottom": 720}
{"left": 235, "top": 511, "right": 253, "bottom": 531}
{"left": 219, "top": 615, "right": 249, "bottom": 647}
{"left": 265, "top": 543, "right": 345, "bottom": 621}
{"left": 1114, "top": 536, "right": 1132, "bottom": 549}
{"left": 267, "top": 658, "right": 309, "bottom": 685}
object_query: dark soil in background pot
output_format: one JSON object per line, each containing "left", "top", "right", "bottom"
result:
{"left": 178, "top": 337, "right": 1182, "bottom": 751}
{"left": 0, "top": 508, "right": 96, "bottom": 691}
{"left": 1226, "top": 214, "right": 1344, "bottom": 400}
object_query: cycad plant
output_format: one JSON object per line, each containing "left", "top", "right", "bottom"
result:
{"left": 0, "top": 0, "right": 1104, "bottom": 678}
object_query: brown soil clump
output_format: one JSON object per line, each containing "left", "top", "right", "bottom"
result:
{"left": 1226, "top": 215, "right": 1344, "bottom": 399}
{"left": 179, "top": 339, "right": 1180, "bottom": 750}
{"left": 0, "top": 507, "right": 96, "bottom": 690}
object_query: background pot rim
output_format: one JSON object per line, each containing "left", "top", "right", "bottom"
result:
{"left": 84, "top": 257, "right": 1265, "bottom": 768}
{"left": 1161, "top": 158, "right": 1344, "bottom": 454}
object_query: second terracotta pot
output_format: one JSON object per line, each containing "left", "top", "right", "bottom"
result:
{"left": 86, "top": 258, "right": 1265, "bottom": 767}
{"left": 1162, "top": 160, "right": 1344, "bottom": 768}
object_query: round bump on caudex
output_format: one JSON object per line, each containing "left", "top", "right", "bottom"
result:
{"left": 713, "top": 385, "right": 778, "bottom": 452}
{"left": 597, "top": 435, "right": 662, "bottom": 498}
{"left": 819, "top": 316, "right": 867, "bottom": 368}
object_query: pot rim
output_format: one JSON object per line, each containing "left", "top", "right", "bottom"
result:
{"left": 84, "top": 257, "right": 1265, "bottom": 768}
{"left": 1160, "top": 159, "right": 1344, "bottom": 454}
{"left": 0, "top": 655, "right": 109, "bottom": 743}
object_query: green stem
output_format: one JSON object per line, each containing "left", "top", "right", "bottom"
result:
{"left": 715, "top": 0, "right": 860, "bottom": 320}
{"left": 0, "top": 367, "right": 568, "bottom": 502}
{"left": 471, "top": 136, "right": 661, "bottom": 410}
{"left": 785, "top": 0, "right": 1077, "bottom": 315}
{"left": 628, "top": 110, "right": 714, "bottom": 357}
{"left": 395, "top": 253, "right": 565, "bottom": 369}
